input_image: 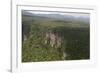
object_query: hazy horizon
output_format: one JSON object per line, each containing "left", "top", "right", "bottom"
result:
{"left": 22, "top": 10, "right": 90, "bottom": 18}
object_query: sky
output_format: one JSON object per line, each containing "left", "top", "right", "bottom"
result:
{"left": 26, "top": 10, "right": 90, "bottom": 18}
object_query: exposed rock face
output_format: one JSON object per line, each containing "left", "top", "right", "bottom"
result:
{"left": 23, "top": 35, "right": 27, "bottom": 41}
{"left": 49, "top": 32, "right": 57, "bottom": 47}
{"left": 45, "top": 32, "right": 50, "bottom": 45}
{"left": 44, "top": 31, "right": 62, "bottom": 48}
{"left": 44, "top": 31, "right": 67, "bottom": 60}
{"left": 56, "top": 34, "right": 62, "bottom": 48}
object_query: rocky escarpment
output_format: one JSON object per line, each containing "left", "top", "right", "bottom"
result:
{"left": 44, "top": 31, "right": 67, "bottom": 60}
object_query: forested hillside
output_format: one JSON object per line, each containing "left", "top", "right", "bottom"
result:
{"left": 22, "top": 11, "right": 90, "bottom": 62}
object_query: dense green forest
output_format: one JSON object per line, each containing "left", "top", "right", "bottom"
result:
{"left": 22, "top": 12, "right": 90, "bottom": 62}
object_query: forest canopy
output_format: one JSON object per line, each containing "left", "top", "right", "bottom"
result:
{"left": 22, "top": 11, "right": 90, "bottom": 62}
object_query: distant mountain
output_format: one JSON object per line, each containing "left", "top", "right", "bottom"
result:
{"left": 22, "top": 11, "right": 34, "bottom": 16}
{"left": 22, "top": 11, "right": 90, "bottom": 24}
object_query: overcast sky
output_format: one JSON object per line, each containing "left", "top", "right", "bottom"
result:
{"left": 26, "top": 11, "right": 90, "bottom": 18}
